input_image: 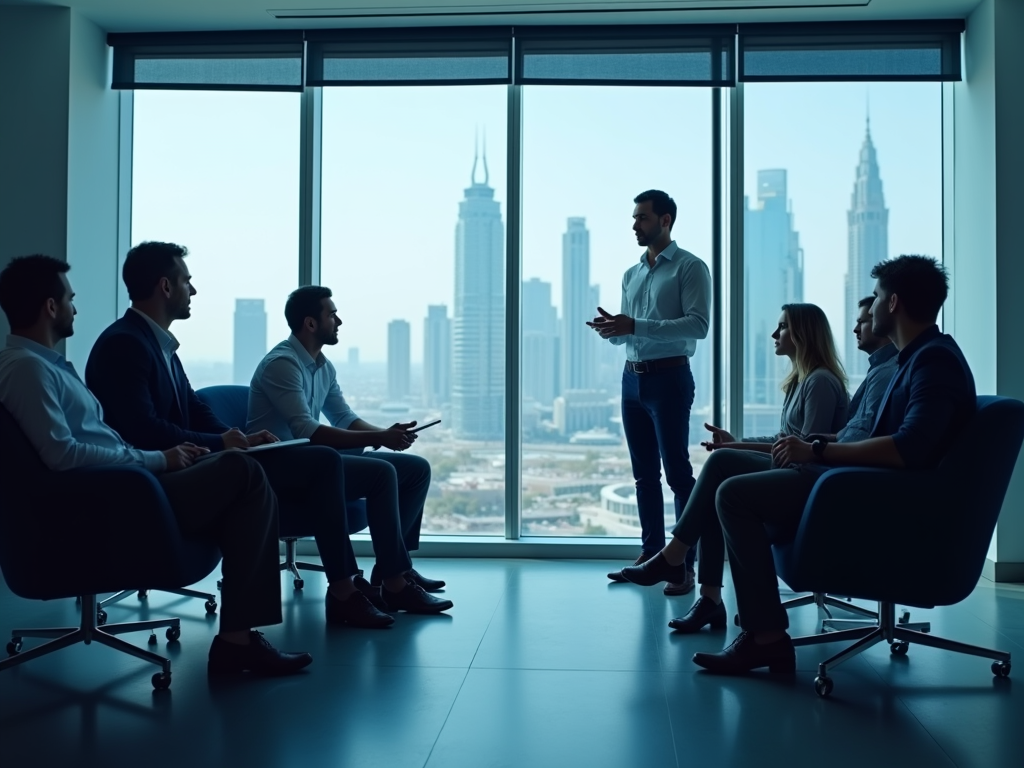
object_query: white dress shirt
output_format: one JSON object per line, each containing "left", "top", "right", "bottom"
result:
{"left": 607, "top": 241, "right": 712, "bottom": 362}
{"left": 247, "top": 335, "right": 359, "bottom": 445}
{"left": 0, "top": 335, "right": 166, "bottom": 472}
{"left": 130, "top": 307, "right": 182, "bottom": 408}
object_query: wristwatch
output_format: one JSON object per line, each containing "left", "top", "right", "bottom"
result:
{"left": 811, "top": 439, "right": 827, "bottom": 459}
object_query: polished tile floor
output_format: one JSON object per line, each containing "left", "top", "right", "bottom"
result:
{"left": 1, "top": 559, "right": 1021, "bottom": 768}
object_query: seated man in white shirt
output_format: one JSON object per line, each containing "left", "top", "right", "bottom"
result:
{"left": 247, "top": 286, "right": 452, "bottom": 615}
{"left": 0, "top": 255, "right": 312, "bottom": 678}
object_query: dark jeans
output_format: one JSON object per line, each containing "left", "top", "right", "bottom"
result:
{"left": 717, "top": 466, "right": 819, "bottom": 632}
{"left": 340, "top": 451, "right": 431, "bottom": 579}
{"left": 158, "top": 452, "right": 281, "bottom": 633}
{"left": 621, "top": 362, "right": 697, "bottom": 567}
{"left": 671, "top": 449, "right": 773, "bottom": 589}
{"left": 253, "top": 445, "right": 358, "bottom": 582}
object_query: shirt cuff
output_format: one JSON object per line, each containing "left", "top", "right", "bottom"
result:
{"left": 142, "top": 450, "right": 167, "bottom": 473}
{"left": 633, "top": 317, "right": 649, "bottom": 338}
{"left": 335, "top": 413, "right": 359, "bottom": 430}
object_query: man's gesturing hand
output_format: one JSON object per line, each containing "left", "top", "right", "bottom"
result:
{"left": 163, "top": 443, "right": 209, "bottom": 472}
{"left": 771, "top": 436, "right": 814, "bottom": 467}
{"left": 586, "top": 306, "right": 635, "bottom": 338}
{"left": 700, "top": 422, "right": 737, "bottom": 452}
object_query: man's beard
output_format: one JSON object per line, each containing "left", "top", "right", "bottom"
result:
{"left": 636, "top": 225, "right": 663, "bottom": 247}
{"left": 318, "top": 326, "right": 339, "bottom": 346}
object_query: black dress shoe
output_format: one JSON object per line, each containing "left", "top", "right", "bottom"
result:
{"left": 692, "top": 631, "right": 796, "bottom": 674}
{"left": 326, "top": 589, "right": 395, "bottom": 629}
{"left": 354, "top": 575, "right": 390, "bottom": 613}
{"left": 207, "top": 631, "right": 313, "bottom": 677}
{"left": 668, "top": 596, "right": 727, "bottom": 633}
{"left": 621, "top": 553, "right": 691, "bottom": 587}
{"left": 608, "top": 551, "right": 652, "bottom": 582}
{"left": 381, "top": 582, "right": 454, "bottom": 614}
{"left": 406, "top": 568, "right": 445, "bottom": 592}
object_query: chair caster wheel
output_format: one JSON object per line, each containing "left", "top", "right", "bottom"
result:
{"left": 166, "top": 626, "right": 181, "bottom": 642}
{"left": 733, "top": 613, "right": 740, "bottom": 627}
{"left": 992, "top": 660, "right": 1011, "bottom": 678}
{"left": 205, "top": 600, "right": 217, "bottom": 615}
{"left": 294, "top": 578, "right": 304, "bottom": 590}
{"left": 217, "top": 579, "right": 222, "bottom": 590}
{"left": 96, "top": 609, "right": 108, "bottom": 625}
{"left": 899, "top": 609, "right": 910, "bottom": 624}
{"left": 814, "top": 675, "right": 833, "bottom": 698}
{"left": 148, "top": 633, "right": 157, "bottom": 646}
{"left": 890, "top": 641, "right": 909, "bottom": 656}
{"left": 152, "top": 672, "right": 172, "bottom": 690}
{"left": 7, "top": 639, "right": 22, "bottom": 655}
{"left": 138, "top": 590, "right": 149, "bottom": 600}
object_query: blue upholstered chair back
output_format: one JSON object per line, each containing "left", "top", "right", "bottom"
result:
{"left": 0, "top": 404, "right": 220, "bottom": 601}
{"left": 774, "top": 396, "right": 1024, "bottom": 608}
{"left": 194, "top": 385, "right": 367, "bottom": 534}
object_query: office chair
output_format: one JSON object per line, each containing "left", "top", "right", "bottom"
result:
{"left": 772, "top": 396, "right": 1022, "bottom": 697}
{"left": 195, "top": 385, "right": 368, "bottom": 590}
{"left": 0, "top": 405, "right": 221, "bottom": 690}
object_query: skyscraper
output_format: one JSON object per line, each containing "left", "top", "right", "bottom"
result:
{"left": 387, "top": 319, "right": 411, "bottom": 401}
{"left": 845, "top": 118, "right": 889, "bottom": 384}
{"left": 233, "top": 299, "right": 266, "bottom": 386}
{"left": 561, "top": 217, "right": 596, "bottom": 393}
{"left": 522, "top": 277, "right": 558, "bottom": 405}
{"left": 743, "top": 169, "right": 804, "bottom": 436}
{"left": 423, "top": 304, "right": 451, "bottom": 407}
{"left": 452, "top": 144, "right": 505, "bottom": 440}
{"left": 347, "top": 347, "right": 359, "bottom": 367}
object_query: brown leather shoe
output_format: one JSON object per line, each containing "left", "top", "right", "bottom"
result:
{"left": 608, "top": 551, "right": 653, "bottom": 582}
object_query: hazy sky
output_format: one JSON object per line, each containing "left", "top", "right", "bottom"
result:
{"left": 131, "top": 81, "right": 940, "bottom": 370}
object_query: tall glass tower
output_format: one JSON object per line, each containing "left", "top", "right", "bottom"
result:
{"left": 233, "top": 298, "right": 267, "bottom": 386}
{"left": 743, "top": 169, "right": 804, "bottom": 436}
{"left": 423, "top": 304, "right": 451, "bottom": 407}
{"left": 387, "top": 319, "right": 411, "bottom": 402}
{"left": 522, "top": 277, "right": 558, "bottom": 406}
{"left": 561, "top": 217, "right": 596, "bottom": 394}
{"left": 845, "top": 118, "right": 889, "bottom": 385}
{"left": 452, "top": 145, "right": 505, "bottom": 440}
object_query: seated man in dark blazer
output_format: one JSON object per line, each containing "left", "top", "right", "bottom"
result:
{"left": 85, "top": 241, "right": 391, "bottom": 629}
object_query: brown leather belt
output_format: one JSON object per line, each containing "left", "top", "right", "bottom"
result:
{"left": 625, "top": 356, "right": 688, "bottom": 374}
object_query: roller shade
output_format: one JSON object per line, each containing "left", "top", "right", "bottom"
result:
{"left": 738, "top": 20, "right": 964, "bottom": 82}
{"left": 515, "top": 25, "right": 735, "bottom": 87}
{"left": 109, "top": 31, "right": 305, "bottom": 92}
{"left": 306, "top": 27, "right": 513, "bottom": 87}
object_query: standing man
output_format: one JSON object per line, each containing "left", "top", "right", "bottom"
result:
{"left": 588, "top": 190, "right": 711, "bottom": 594}
{"left": 86, "top": 242, "right": 393, "bottom": 629}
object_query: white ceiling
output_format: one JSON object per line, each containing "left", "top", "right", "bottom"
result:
{"left": 0, "top": 0, "right": 982, "bottom": 32}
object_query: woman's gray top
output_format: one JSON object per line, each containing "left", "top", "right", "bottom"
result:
{"left": 744, "top": 367, "right": 849, "bottom": 443}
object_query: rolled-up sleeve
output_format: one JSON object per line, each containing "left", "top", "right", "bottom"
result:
{"left": 322, "top": 377, "right": 358, "bottom": 430}
{"left": 258, "top": 358, "right": 324, "bottom": 440}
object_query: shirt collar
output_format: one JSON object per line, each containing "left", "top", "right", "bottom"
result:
{"left": 130, "top": 307, "right": 180, "bottom": 355}
{"left": 639, "top": 240, "right": 679, "bottom": 266}
{"left": 286, "top": 334, "right": 327, "bottom": 371}
{"left": 867, "top": 342, "right": 898, "bottom": 368}
{"left": 897, "top": 324, "right": 941, "bottom": 366}
{"left": 5, "top": 334, "right": 67, "bottom": 367}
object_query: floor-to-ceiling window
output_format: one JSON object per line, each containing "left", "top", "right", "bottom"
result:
{"left": 320, "top": 85, "right": 508, "bottom": 535}
{"left": 740, "top": 83, "right": 942, "bottom": 436}
{"left": 519, "top": 86, "right": 714, "bottom": 537}
{"left": 131, "top": 91, "right": 301, "bottom": 389}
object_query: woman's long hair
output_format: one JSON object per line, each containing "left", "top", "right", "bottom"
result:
{"left": 779, "top": 303, "right": 847, "bottom": 396}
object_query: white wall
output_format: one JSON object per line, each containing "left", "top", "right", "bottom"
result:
{"left": 0, "top": 6, "right": 119, "bottom": 364}
{"left": 952, "top": 0, "right": 1024, "bottom": 579}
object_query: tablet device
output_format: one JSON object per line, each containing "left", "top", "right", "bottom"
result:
{"left": 193, "top": 437, "right": 310, "bottom": 461}
{"left": 410, "top": 419, "right": 441, "bottom": 433}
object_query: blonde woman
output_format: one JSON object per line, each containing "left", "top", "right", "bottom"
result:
{"left": 621, "top": 303, "right": 849, "bottom": 637}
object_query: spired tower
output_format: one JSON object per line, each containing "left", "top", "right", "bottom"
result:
{"left": 845, "top": 117, "right": 889, "bottom": 385}
{"left": 451, "top": 139, "right": 505, "bottom": 440}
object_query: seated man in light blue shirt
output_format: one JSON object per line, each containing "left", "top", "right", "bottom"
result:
{"left": 248, "top": 286, "right": 452, "bottom": 615}
{"left": 0, "top": 255, "right": 312, "bottom": 678}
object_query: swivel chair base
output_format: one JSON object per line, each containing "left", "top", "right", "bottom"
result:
{"left": 791, "top": 601, "right": 1011, "bottom": 698}
{"left": 96, "top": 587, "right": 217, "bottom": 624}
{"left": 3, "top": 594, "right": 178, "bottom": 690}
{"left": 781, "top": 592, "right": 928, "bottom": 634}
{"left": 280, "top": 538, "right": 325, "bottom": 590}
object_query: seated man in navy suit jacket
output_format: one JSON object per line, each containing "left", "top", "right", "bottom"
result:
{"left": 85, "top": 241, "right": 392, "bottom": 629}
{"left": 622, "top": 255, "right": 976, "bottom": 675}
